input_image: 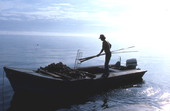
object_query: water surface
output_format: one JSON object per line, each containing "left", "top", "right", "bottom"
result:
{"left": 0, "top": 35, "right": 170, "bottom": 111}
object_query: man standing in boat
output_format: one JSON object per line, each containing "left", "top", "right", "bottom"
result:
{"left": 97, "top": 34, "right": 112, "bottom": 78}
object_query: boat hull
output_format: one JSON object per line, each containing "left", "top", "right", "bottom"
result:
{"left": 4, "top": 66, "right": 146, "bottom": 95}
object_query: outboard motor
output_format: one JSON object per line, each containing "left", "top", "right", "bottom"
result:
{"left": 126, "top": 58, "right": 137, "bottom": 69}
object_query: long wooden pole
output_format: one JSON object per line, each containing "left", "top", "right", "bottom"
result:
{"left": 78, "top": 46, "right": 136, "bottom": 63}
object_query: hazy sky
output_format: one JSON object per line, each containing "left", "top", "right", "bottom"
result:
{"left": 0, "top": 0, "right": 124, "bottom": 34}
{"left": 0, "top": 0, "right": 170, "bottom": 49}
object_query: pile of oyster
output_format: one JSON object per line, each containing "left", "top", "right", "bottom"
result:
{"left": 37, "top": 62, "right": 95, "bottom": 80}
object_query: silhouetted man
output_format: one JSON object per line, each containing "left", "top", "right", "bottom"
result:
{"left": 97, "top": 34, "right": 112, "bottom": 78}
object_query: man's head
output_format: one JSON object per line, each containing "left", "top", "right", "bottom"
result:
{"left": 99, "top": 34, "right": 106, "bottom": 41}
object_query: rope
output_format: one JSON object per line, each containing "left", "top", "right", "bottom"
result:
{"left": 2, "top": 69, "right": 5, "bottom": 111}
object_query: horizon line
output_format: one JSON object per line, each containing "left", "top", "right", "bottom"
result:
{"left": 0, "top": 30, "right": 99, "bottom": 37}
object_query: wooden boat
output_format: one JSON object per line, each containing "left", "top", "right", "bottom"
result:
{"left": 4, "top": 63, "right": 147, "bottom": 95}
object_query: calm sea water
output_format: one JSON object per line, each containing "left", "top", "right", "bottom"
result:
{"left": 0, "top": 35, "right": 170, "bottom": 111}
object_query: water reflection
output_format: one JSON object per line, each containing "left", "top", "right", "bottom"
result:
{"left": 7, "top": 92, "right": 90, "bottom": 111}
{"left": 101, "top": 98, "right": 109, "bottom": 109}
{"left": 6, "top": 80, "right": 170, "bottom": 111}
{"left": 159, "top": 92, "right": 170, "bottom": 111}
{"left": 141, "top": 86, "right": 161, "bottom": 97}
